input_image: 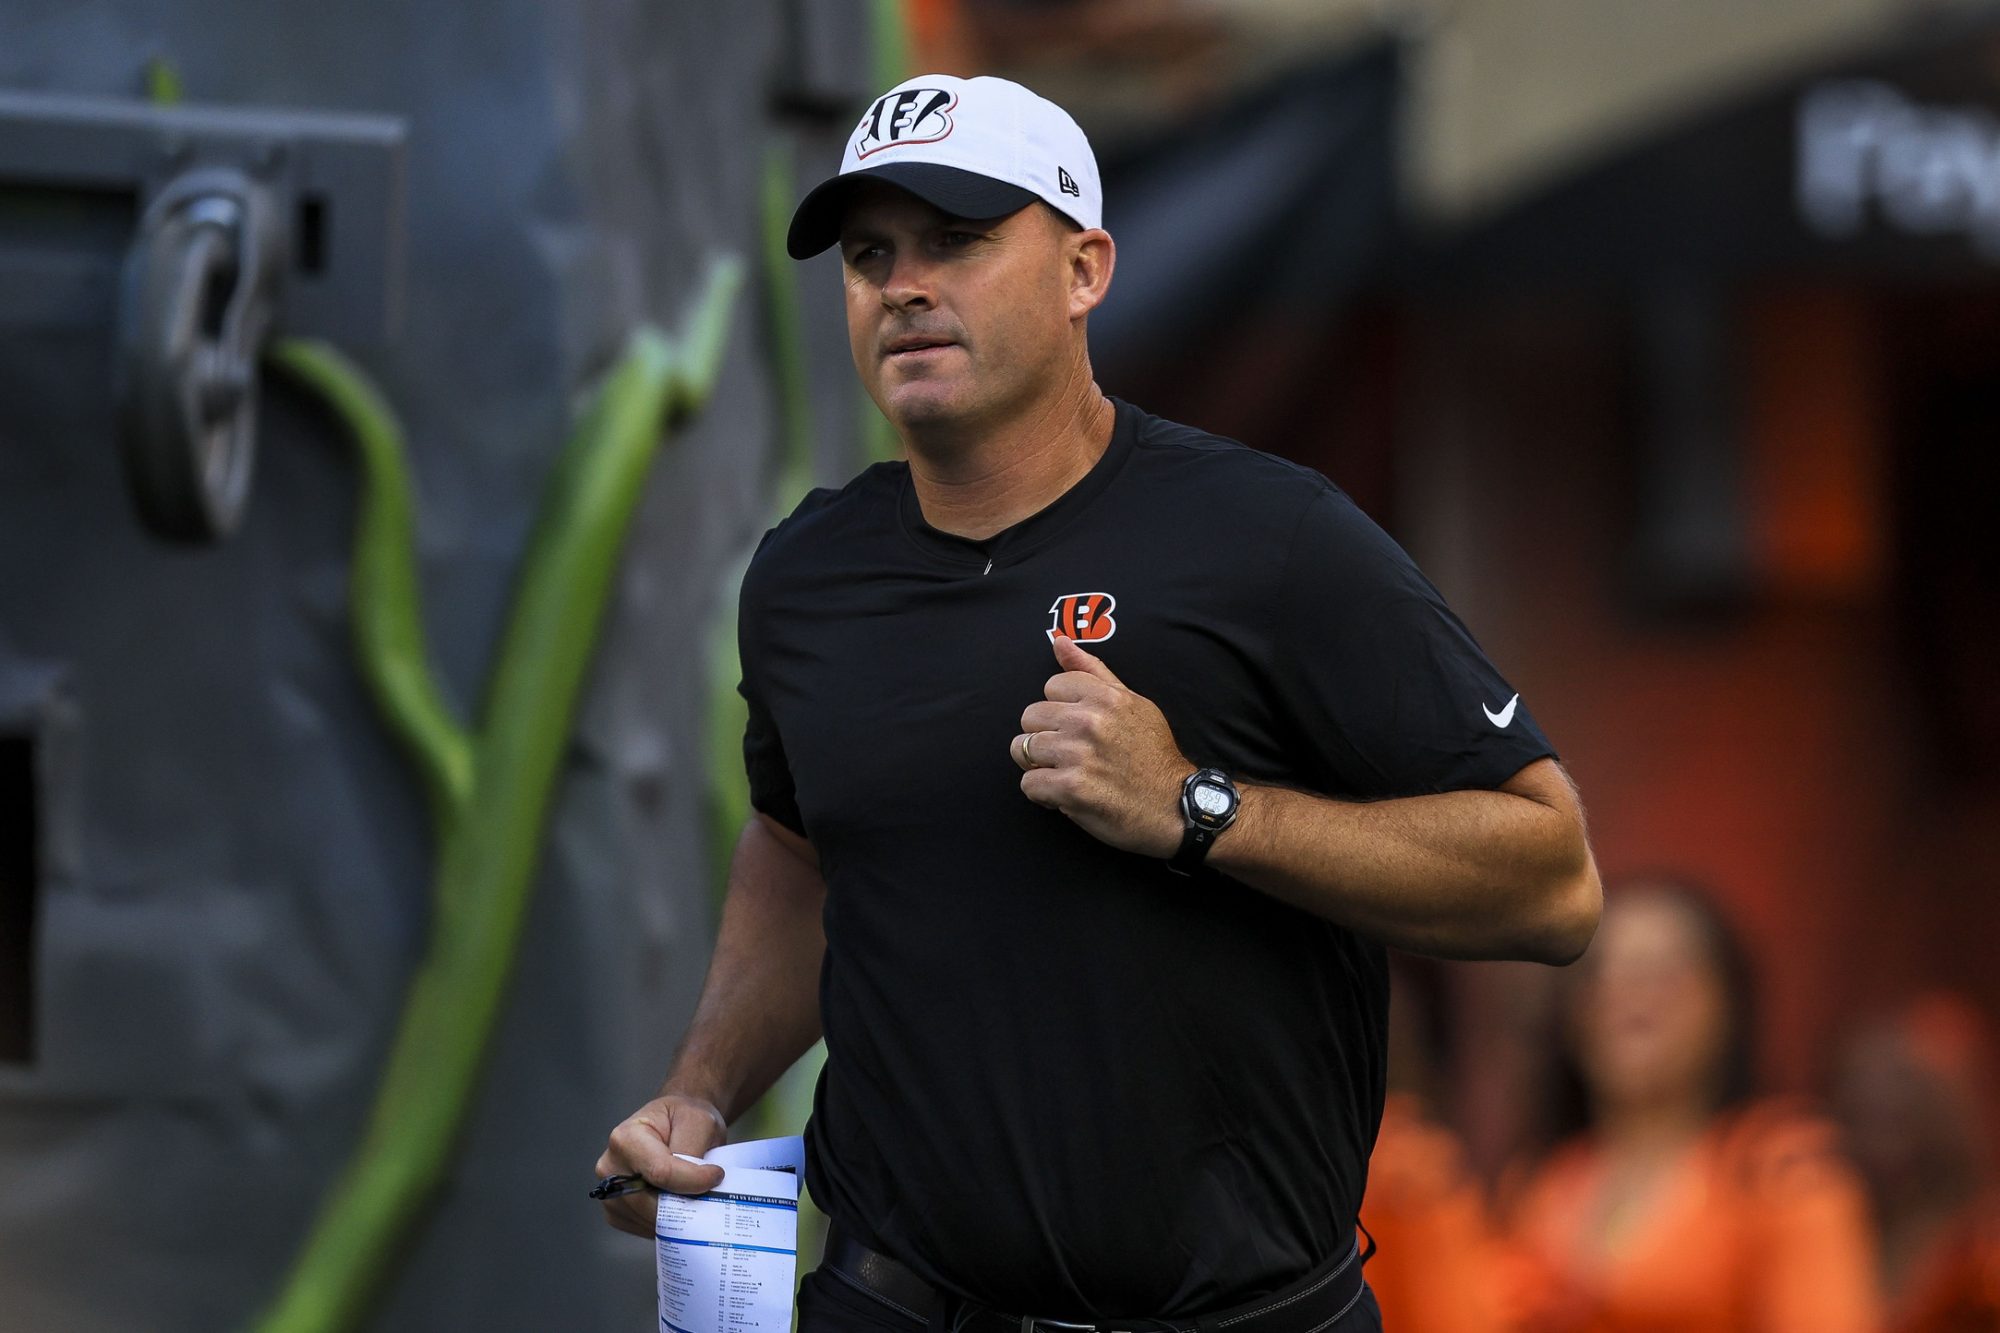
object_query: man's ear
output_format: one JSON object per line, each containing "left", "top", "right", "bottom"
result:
{"left": 1067, "top": 227, "right": 1115, "bottom": 320}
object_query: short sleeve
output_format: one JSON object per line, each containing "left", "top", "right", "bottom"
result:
{"left": 1272, "top": 486, "right": 1554, "bottom": 797}
{"left": 739, "top": 674, "right": 806, "bottom": 838}
{"left": 737, "top": 526, "right": 808, "bottom": 839}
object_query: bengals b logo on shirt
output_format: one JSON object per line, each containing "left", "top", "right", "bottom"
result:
{"left": 1047, "top": 592, "right": 1117, "bottom": 643}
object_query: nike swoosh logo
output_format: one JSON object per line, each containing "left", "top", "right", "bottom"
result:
{"left": 1484, "top": 694, "right": 1520, "bottom": 728}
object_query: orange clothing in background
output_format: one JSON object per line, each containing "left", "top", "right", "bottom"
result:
{"left": 1503, "top": 1099, "right": 1884, "bottom": 1333}
{"left": 1891, "top": 1206, "right": 2000, "bottom": 1333}
{"left": 1360, "top": 1093, "right": 1509, "bottom": 1333}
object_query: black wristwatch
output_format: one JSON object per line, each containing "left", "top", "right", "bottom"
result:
{"left": 1168, "top": 767, "right": 1240, "bottom": 876}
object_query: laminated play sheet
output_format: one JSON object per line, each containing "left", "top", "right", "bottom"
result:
{"left": 655, "top": 1137, "right": 805, "bottom": 1333}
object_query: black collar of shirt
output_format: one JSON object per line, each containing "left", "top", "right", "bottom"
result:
{"left": 896, "top": 396, "right": 1138, "bottom": 572}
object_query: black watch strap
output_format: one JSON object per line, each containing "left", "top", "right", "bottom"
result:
{"left": 1168, "top": 823, "right": 1219, "bottom": 876}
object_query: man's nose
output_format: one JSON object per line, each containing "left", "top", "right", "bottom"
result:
{"left": 881, "top": 251, "right": 937, "bottom": 311}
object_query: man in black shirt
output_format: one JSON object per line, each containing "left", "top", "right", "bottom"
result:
{"left": 598, "top": 73, "right": 1601, "bottom": 1332}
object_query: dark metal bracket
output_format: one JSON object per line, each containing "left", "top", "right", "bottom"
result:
{"left": 0, "top": 91, "right": 405, "bottom": 542}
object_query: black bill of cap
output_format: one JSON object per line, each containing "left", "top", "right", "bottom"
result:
{"left": 786, "top": 161, "right": 1039, "bottom": 259}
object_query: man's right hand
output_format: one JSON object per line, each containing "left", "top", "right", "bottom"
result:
{"left": 595, "top": 1093, "right": 730, "bottom": 1238}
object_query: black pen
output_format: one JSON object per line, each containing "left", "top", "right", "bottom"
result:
{"left": 588, "top": 1173, "right": 653, "bottom": 1200}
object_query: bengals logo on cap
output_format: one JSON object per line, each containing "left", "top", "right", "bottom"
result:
{"left": 1047, "top": 592, "right": 1116, "bottom": 643}
{"left": 854, "top": 88, "right": 958, "bottom": 159}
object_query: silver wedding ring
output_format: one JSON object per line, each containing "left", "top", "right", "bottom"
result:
{"left": 1023, "top": 731, "right": 1038, "bottom": 768}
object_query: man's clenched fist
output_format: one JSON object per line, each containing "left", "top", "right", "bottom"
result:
{"left": 1012, "top": 633, "right": 1192, "bottom": 858}
{"left": 594, "top": 1093, "right": 729, "bottom": 1237}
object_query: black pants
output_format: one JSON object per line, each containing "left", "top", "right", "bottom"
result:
{"left": 795, "top": 1267, "right": 1385, "bottom": 1333}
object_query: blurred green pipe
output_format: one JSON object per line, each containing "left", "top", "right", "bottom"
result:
{"left": 859, "top": 0, "right": 911, "bottom": 465}
{"left": 872, "top": 0, "right": 910, "bottom": 91}
{"left": 253, "top": 256, "right": 743, "bottom": 1333}
{"left": 145, "top": 56, "right": 184, "bottom": 106}
{"left": 761, "top": 139, "right": 817, "bottom": 499}
{"left": 707, "top": 138, "right": 818, "bottom": 869}
{"left": 699, "top": 142, "right": 819, "bottom": 894}
{"left": 266, "top": 343, "right": 475, "bottom": 827}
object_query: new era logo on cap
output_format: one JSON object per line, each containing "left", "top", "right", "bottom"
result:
{"left": 786, "top": 73, "right": 1104, "bottom": 258}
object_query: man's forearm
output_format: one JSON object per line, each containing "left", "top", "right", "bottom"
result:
{"left": 1206, "top": 758, "right": 1600, "bottom": 964}
{"left": 661, "top": 813, "right": 827, "bottom": 1123}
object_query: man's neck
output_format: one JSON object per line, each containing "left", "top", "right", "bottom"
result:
{"left": 901, "top": 367, "right": 1115, "bottom": 542}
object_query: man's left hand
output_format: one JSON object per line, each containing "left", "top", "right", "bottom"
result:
{"left": 1014, "top": 634, "right": 1192, "bottom": 858}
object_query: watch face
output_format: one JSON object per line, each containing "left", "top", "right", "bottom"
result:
{"left": 1192, "top": 782, "right": 1233, "bottom": 818}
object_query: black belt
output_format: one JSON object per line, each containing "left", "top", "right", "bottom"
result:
{"left": 820, "top": 1224, "right": 1371, "bottom": 1333}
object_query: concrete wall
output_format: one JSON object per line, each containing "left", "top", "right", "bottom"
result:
{"left": 0, "top": 3, "right": 870, "bottom": 1327}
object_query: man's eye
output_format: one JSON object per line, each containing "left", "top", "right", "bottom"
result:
{"left": 847, "top": 244, "right": 886, "bottom": 263}
{"left": 940, "top": 231, "right": 976, "bottom": 246}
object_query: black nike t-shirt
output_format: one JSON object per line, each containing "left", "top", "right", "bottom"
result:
{"left": 735, "top": 398, "right": 1554, "bottom": 1319}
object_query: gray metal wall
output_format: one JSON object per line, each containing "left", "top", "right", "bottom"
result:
{"left": 0, "top": 2, "right": 868, "bottom": 1328}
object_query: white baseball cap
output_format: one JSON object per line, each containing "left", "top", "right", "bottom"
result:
{"left": 786, "top": 74, "right": 1104, "bottom": 259}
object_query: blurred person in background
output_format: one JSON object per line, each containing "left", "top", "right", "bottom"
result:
{"left": 1360, "top": 955, "right": 1511, "bottom": 1333}
{"left": 1503, "top": 879, "right": 1882, "bottom": 1332}
{"left": 1835, "top": 994, "right": 2000, "bottom": 1332}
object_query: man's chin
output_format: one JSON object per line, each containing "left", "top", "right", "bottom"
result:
{"left": 881, "top": 383, "right": 975, "bottom": 432}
